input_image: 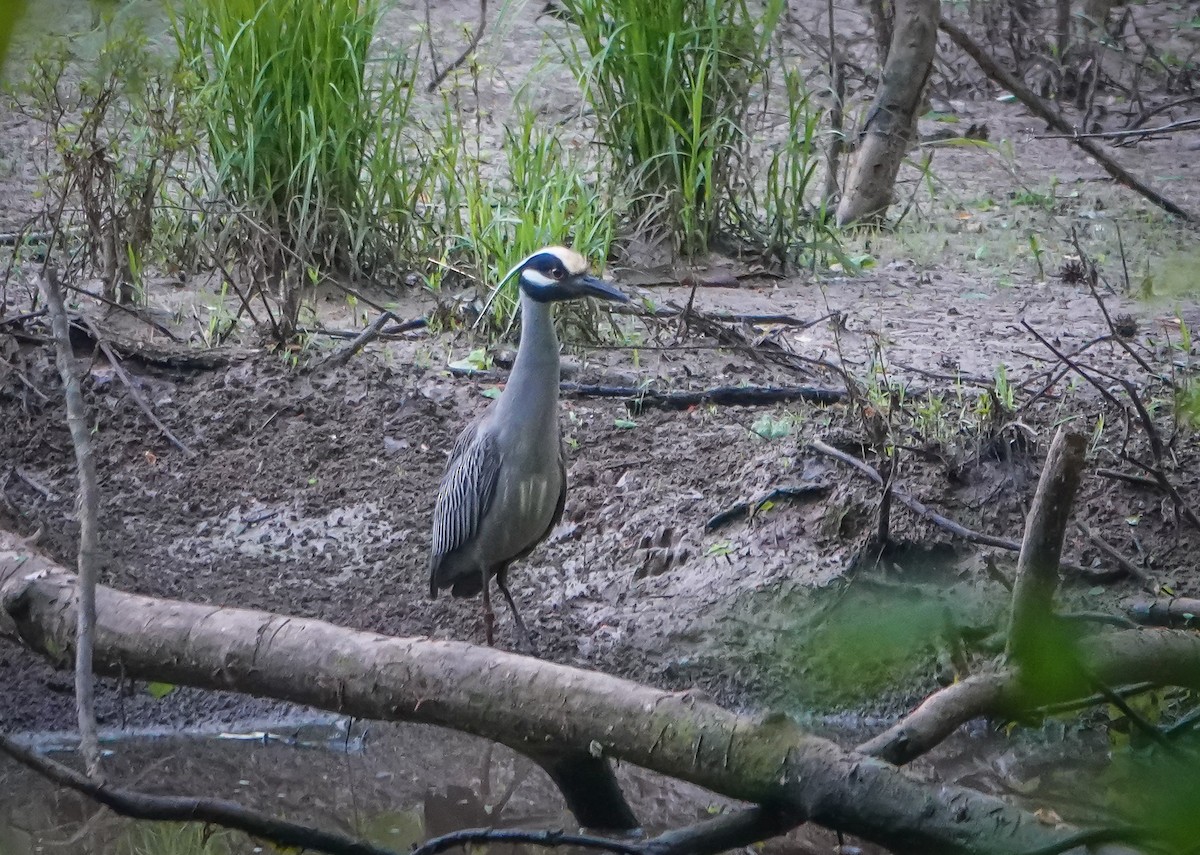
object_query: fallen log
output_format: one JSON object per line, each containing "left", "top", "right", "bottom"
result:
{"left": 0, "top": 532, "right": 1127, "bottom": 855}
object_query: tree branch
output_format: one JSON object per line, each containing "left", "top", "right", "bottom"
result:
{"left": 0, "top": 734, "right": 404, "bottom": 855}
{"left": 0, "top": 532, "right": 1116, "bottom": 855}
{"left": 38, "top": 269, "right": 102, "bottom": 778}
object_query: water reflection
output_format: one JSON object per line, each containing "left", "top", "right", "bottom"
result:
{"left": 0, "top": 719, "right": 863, "bottom": 855}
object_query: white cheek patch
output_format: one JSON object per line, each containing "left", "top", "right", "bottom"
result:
{"left": 523, "top": 269, "right": 556, "bottom": 288}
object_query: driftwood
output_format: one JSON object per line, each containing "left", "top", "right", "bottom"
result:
{"left": 0, "top": 531, "right": 1129, "bottom": 855}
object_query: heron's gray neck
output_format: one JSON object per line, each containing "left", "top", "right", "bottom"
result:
{"left": 495, "top": 291, "right": 560, "bottom": 427}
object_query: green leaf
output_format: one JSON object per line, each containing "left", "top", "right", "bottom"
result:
{"left": 614, "top": 417, "right": 637, "bottom": 429}
{"left": 481, "top": 387, "right": 501, "bottom": 399}
{"left": 146, "top": 681, "right": 176, "bottom": 700}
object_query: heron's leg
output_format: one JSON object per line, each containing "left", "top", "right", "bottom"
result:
{"left": 496, "top": 570, "right": 537, "bottom": 656}
{"left": 481, "top": 567, "right": 496, "bottom": 647}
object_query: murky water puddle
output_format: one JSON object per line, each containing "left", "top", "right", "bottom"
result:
{"left": 0, "top": 717, "right": 775, "bottom": 855}
{"left": 0, "top": 710, "right": 1115, "bottom": 855}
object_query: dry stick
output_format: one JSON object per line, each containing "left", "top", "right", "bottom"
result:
{"left": 938, "top": 17, "right": 1198, "bottom": 224}
{"left": 1095, "top": 467, "right": 1161, "bottom": 490}
{"left": 562, "top": 383, "right": 846, "bottom": 410}
{"left": 1076, "top": 519, "right": 1148, "bottom": 583}
{"left": 315, "top": 311, "right": 396, "bottom": 371}
{"left": 821, "top": 0, "right": 845, "bottom": 205}
{"left": 426, "top": 0, "right": 488, "bottom": 92}
{"left": 0, "top": 735, "right": 404, "bottom": 855}
{"left": 38, "top": 269, "right": 102, "bottom": 779}
{"left": 77, "top": 317, "right": 194, "bottom": 456}
{"left": 1034, "top": 116, "right": 1200, "bottom": 141}
{"left": 1005, "top": 429, "right": 1088, "bottom": 662}
{"left": 810, "top": 438, "right": 1021, "bottom": 551}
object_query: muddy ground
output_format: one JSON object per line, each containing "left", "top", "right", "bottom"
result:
{"left": 1, "top": 0, "right": 1200, "bottom": 752}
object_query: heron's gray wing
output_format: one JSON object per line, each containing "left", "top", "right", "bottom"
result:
{"left": 430, "top": 421, "right": 503, "bottom": 567}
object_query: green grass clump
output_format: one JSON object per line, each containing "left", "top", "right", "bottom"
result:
{"left": 173, "top": 0, "right": 428, "bottom": 337}
{"left": 559, "top": 0, "right": 783, "bottom": 256}
{"left": 431, "top": 103, "right": 616, "bottom": 333}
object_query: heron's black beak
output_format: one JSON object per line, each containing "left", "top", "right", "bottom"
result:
{"left": 577, "top": 274, "right": 628, "bottom": 303}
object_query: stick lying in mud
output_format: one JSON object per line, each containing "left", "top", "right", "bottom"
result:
{"left": 0, "top": 529, "right": 1137, "bottom": 855}
{"left": 809, "top": 436, "right": 1110, "bottom": 579}
{"left": 562, "top": 383, "right": 846, "bottom": 410}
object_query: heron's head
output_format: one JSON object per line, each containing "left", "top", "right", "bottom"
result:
{"left": 512, "top": 246, "right": 628, "bottom": 304}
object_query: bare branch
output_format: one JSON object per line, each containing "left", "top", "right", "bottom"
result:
{"left": 426, "top": 0, "right": 488, "bottom": 92}
{"left": 38, "top": 268, "right": 102, "bottom": 779}
{"left": 314, "top": 310, "right": 396, "bottom": 371}
{"left": 0, "top": 735, "right": 404, "bottom": 855}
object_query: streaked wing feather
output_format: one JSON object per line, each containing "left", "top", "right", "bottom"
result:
{"left": 431, "top": 422, "right": 502, "bottom": 562}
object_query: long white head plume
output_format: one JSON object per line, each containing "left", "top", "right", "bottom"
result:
{"left": 474, "top": 246, "right": 587, "bottom": 328}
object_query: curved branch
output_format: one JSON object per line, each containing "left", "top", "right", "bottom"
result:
{"left": 858, "top": 628, "right": 1200, "bottom": 765}
{"left": 0, "top": 735, "right": 403, "bottom": 855}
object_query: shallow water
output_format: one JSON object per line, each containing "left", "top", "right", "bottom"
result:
{"left": 0, "top": 716, "right": 849, "bottom": 855}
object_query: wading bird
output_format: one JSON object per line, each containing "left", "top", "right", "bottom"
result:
{"left": 429, "top": 246, "right": 628, "bottom": 652}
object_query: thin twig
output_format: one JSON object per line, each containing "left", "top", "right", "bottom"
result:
{"left": 78, "top": 317, "right": 195, "bottom": 456}
{"left": 39, "top": 269, "right": 102, "bottom": 779}
{"left": 810, "top": 438, "right": 1020, "bottom": 551}
{"left": 1076, "top": 520, "right": 1148, "bottom": 582}
{"left": 1095, "top": 467, "right": 1161, "bottom": 490}
{"left": 1034, "top": 116, "right": 1200, "bottom": 140}
{"left": 0, "top": 735, "right": 404, "bottom": 855}
{"left": 426, "top": 0, "right": 488, "bottom": 92}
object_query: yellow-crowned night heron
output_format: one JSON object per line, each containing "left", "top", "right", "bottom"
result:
{"left": 429, "top": 246, "right": 628, "bottom": 652}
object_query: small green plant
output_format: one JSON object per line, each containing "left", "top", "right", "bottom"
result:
{"left": 727, "top": 65, "right": 844, "bottom": 271}
{"left": 431, "top": 100, "right": 616, "bottom": 334}
{"left": 751, "top": 411, "right": 795, "bottom": 440}
{"left": 559, "top": 0, "right": 784, "bottom": 255}
{"left": 12, "top": 15, "right": 197, "bottom": 304}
